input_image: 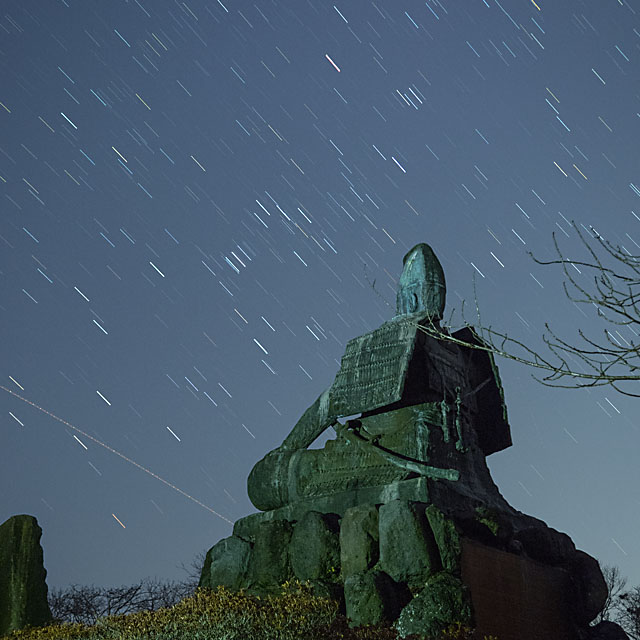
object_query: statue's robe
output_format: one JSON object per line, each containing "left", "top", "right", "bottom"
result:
{"left": 248, "top": 313, "right": 511, "bottom": 512}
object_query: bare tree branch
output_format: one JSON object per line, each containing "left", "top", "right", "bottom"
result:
{"left": 47, "top": 563, "right": 204, "bottom": 627}
{"left": 386, "top": 221, "right": 640, "bottom": 397}
{"left": 596, "top": 565, "right": 628, "bottom": 625}
{"left": 175, "top": 547, "right": 207, "bottom": 590}
{"left": 618, "top": 586, "right": 640, "bottom": 640}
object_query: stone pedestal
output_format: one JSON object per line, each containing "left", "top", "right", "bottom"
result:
{"left": 199, "top": 486, "right": 623, "bottom": 639}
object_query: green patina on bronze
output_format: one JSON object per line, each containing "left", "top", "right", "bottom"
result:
{"left": 247, "top": 243, "right": 512, "bottom": 514}
{"left": 335, "top": 420, "right": 460, "bottom": 482}
{"left": 395, "top": 243, "right": 446, "bottom": 318}
{"left": 328, "top": 314, "right": 424, "bottom": 418}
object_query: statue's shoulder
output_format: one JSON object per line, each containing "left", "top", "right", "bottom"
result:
{"left": 343, "top": 311, "right": 430, "bottom": 348}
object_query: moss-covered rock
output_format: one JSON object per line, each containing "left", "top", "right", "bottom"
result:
{"left": 340, "top": 504, "right": 379, "bottom": 578}
{"left": 394, "top": 571, "right": 472, "bottom": 639}
{"left": 425, "top": 505, "right": 462, "bottom": 573}
{"left": 305, "top": 579, "right": 345, "bottom": 615}
{"left": 0, "top": 515, "right": 52, "bottom": 637}
{"left": 378, "top": 500, "right": 440, "bottom": 590}
{"left": 248, "top": 519, "right": 294, "bottom": 595}
{"left": 199, "top": 534, "right": 252, "bottom": 591}
{"left": 474, "top": 506, "right": 501, "bottom": 537}
{"left": 344, "top": 570, "right": 410, "bottom": 628}
{"left": 290, "top": 511, "right": 340, "bottom": 583}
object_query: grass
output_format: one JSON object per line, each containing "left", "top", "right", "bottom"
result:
{"left": 1, "top": 581, "right": 494, "bottom": 640}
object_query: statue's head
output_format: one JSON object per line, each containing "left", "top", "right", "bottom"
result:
{"left": 396, "top": 243, "right": 446, "bottom": 319}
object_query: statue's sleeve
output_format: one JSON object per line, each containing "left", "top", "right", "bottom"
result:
{"left": 280, "top": 388, "right": 336, "bottom": 450}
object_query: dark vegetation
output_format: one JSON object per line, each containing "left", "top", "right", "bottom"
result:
{"left": 0, "top": 550, "right": 492, "bottom": 639}
{"left": 1, "top": 549, "right": 638, "bottom": 639}
{"left": 598, "top": 565, "right": 640, "bottom": 640}
{"left": 3, "top": 581, "right": 488, "bottom": 640}
{"left": 44, "top": 550, "right": 207, "bottom": 628}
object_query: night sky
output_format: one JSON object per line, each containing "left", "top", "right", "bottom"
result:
{"left": 2, "top": 0, "right": 639, "bottom": 594}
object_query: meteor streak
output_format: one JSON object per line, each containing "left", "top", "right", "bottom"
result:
{"left": 0, "top": 384, "right": 232, "bottom": 524}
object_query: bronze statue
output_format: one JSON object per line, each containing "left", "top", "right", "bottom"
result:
{"left": 248, "top": 243, "right": 511, "bottom": 513}
{"left": 201, "top": 243, "right": 617, "bottom": 640}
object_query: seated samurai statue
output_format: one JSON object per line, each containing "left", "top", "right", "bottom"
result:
{"left": 206, "top": 243, "right": 618, "bottom": 640}
{"left": 248, "top": 243, "right": 514, "bottom": 516}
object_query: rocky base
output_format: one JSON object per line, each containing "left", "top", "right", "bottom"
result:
{"left": 200, "top": 488, "right": 628, "bottom": 640}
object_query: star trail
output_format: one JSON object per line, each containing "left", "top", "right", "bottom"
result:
{"left": 1, "top": 0, "right": 639, "bottom": 592}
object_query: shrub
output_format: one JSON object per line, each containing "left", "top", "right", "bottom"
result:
{"left": 1, "top": 581, "right": 497, "bottom": 640}
{"left": 0, "top": 621, "right": 93, "bottom": 640}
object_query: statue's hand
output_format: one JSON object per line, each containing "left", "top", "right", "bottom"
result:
{"left": 280, "top": 388, "right": 335, "bottom": 451}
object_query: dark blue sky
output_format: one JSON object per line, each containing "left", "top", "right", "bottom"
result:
{"left": 2, "top": 0, "right": 639, "bottom": 592}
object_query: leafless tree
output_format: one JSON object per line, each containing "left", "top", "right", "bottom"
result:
{"left": 47, "top": 549, "right": 208, "bottom": 626}
{"left": 175, "top": 547, "right": 208, "bottom": 590}
{"left": 618, "top": 586, "right": 640, "bottom": 640}
{"left": 48, "top": 577, "right": 191, "bottom": 626}
{"left": 596, "top": 565, "right": 628, "bottom": 625}
{"left": 407, "top": 222, "right": 640, "bottom": 397}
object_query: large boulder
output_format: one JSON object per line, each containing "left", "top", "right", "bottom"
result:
{"left": 290, "top": 511, "right": 340, "bottom": 582}
{"left": 344, "top": 570, "right": 410, "bottom": 627}
{"left": 340, "top": 505, "right": 379, "bottom": 577}
{"left": 198, "top": 501, "right": 614, "bottom": 639}
{"left": 305, "top": 579, "right": 346, "bottom": 613}
{"left": 565, "top": 550, "right": 608, "bottom": 625}
{"left": 515, "top": 525, "right": 576, "bottom": 565}
{"left": 0, "top": 515, "right": 52, "bottom": 636}
{"left": 379, "top": 500, "right": 440, "bottom": 590}
{"left": 425, "top": 505, "right": 462, "bottom": 572}
{"left": 199, "top": 535, "right": 252, "bottom": 591}
{"left": 248, "top": 519, "right": 294, "bottom": 594}
{"left": 394, "top": 571, "right": 472, "bottom": 639}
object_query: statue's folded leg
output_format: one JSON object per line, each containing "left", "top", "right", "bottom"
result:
{"left": 247, "top": 447, "right": 297, "bottom": 511}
